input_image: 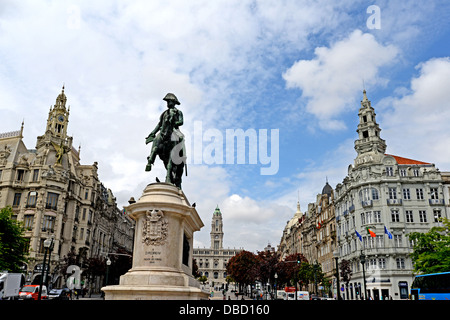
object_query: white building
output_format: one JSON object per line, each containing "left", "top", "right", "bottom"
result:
{"left": 334, "top": 90, "right": 448, "bottom": 300}
{"left": 193, "top": 206, "right": 243, "bottom": 289}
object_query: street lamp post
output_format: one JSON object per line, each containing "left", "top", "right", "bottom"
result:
{"left": 274, "top": 272, "right": 278, "bottom": 295}
{"left": 38, "top": 236, "right": 54, "bottom": 300}
{"left": 360, "top": 251, "right": 367, "bottom": 300}
{"left": 106, "top": 258, "right": 111, "bottom": 286}
{"left": 333, "top": 248, "right": 341, "bottom": 300}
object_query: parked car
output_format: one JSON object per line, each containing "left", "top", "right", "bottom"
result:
{"left": 19, "top": 285, "right": 48, "bottom": 300}
{"left": 48, "top": 288, "right": 71, "bottom": 300}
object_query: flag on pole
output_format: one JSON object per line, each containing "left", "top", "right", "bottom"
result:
{"left": 366, "top": 227, "right": 376, "bottom": 238}
{"left": 355, "top": 230, "right": 362, "bottom": 241}
{"left": 384, "top": 226, "right": 393, "bottom": 239}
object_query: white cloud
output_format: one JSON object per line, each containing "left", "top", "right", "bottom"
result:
{"left": 283, "top": 29, "right": 399, "bottom": 130}
{"left": 219, "top": 194, "right": 293, "bottom": 251}
{"left": 380, "top": 57, "right": 450, "bottom": 168}
{"left": 1, "top": 1, "right": 447, "bottom": 254}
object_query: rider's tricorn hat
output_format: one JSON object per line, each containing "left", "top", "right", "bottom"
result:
{"left": 163, "top": 93, "right": 180, "bottom": 105}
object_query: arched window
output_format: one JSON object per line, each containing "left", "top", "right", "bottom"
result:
{"left": 359, "top": 187, "right": 379, "bottom": 201}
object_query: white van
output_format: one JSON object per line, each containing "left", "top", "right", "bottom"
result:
{"left": 0, "top": 273, "right": 25, "bottom": 300}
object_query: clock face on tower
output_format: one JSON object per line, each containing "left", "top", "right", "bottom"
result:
{"left": 58, "top": 115, "right": 65, "bottom": 122}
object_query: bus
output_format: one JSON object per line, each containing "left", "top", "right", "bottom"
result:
{"left": 410, "top": 272, "right": 450, "bottom": 300}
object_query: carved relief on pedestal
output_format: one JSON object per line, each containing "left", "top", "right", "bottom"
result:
{"left": 142, "top": 209, "right": 168, "bottom": 246}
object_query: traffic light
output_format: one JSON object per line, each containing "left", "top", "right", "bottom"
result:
{"left": 297, "top": 255, "right": 301, "bottom": 264}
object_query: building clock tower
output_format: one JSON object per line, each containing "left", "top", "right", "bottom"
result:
{"left": 210, "top": 206, "right": 223, "bottom": 250}
{"left": 35, "top": 85, "right": 73, "bottom": 166}
{"left": 46, "top": 85, "right": 70, "bottom": 140}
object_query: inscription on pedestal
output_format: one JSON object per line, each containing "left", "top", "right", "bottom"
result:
{"left": 144, "top": 250, "right": 162, "bottom": 264}
{"left": 142, "top": 209, "right": 168, "bottom": 246}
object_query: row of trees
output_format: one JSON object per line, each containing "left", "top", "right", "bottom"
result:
{"left": 224, "top": 218, "right": 450, "bottom": 295}
{"left": 225, "top": 250, "right": 329, "bottom": 295}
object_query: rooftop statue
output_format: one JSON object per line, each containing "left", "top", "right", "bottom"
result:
{"left": 145, "top": 93, "right": 187, "bottom": 188}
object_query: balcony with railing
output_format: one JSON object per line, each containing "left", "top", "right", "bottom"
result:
{"left": 387, "top": 199, "right": 402, "bottom": 206}
{"left": 362, "top": 200, "right": 373, "bottom": 208}
{"left": 429, "top": 199, "right": 444, "bottom": 206}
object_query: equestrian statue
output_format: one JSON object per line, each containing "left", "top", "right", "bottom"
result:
{"left": 145, "top": 93, "right": 187, "bottom": 189}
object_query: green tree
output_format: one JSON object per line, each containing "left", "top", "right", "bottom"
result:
{"left": 408, "top": 218, "right": 450, "bottom": 274}
{"left": 297, "top": 261, "right": 313, "bottom": 289}
{"left": 298, "top": 261, "right": 325, "bottom": 294}
{"left": 0, "top": 206, "right": 29, "bottom": 272}
{"left": 198, "top": 275, "right": 208, "bottom": 285}
{"left": 277, "top": 253, "right": 308, "bottom": 287}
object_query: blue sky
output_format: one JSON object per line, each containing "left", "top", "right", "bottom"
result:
{"left": 1, "top": 1, "right": 450, "bottom": 252}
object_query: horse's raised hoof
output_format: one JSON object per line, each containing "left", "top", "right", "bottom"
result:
{"left": 145, "top": 164, "right": 152, "bottom": 171}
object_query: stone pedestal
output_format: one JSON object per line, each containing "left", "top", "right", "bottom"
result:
{"left": 102, "top": 183, "right": 209, "bottom": 300}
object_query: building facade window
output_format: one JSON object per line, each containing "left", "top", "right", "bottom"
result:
{"left": 396, "top": 258, "right": 406, "bottom": 269}
{"left": 378, "top": 258, "right": 386, "bottom": 269}
{"left": 26, "top": 191, "right": 37, "bottom": 208}
{"left": 24, "top": 215, "right": 34, "bottom": 230}
{"left": 42, "top": 215, "right": 55, "bottom": 232}
{"left": 374, "top": 211, "right": 381, "bottom": 223}
{"left": 46, "top": 192, "right": 59, "bottom": 210}
{"left": 405, "top": 210, "right": 414, "bottom": 223}
{"left": 391, "top": 210, "right": 400, "bottom": 222}
{"left": 386, "top": 167, "right": 394, "bottom": 176}
{"left": 416, "top": 188, "right": 424, "bottom": 200}
{"left": 32, "top": 169, "right": 39, "bottom": 182}
{"left": 388, "top": 187, "right": 397, "bottom": 200}
{"left": 433, "top": 209, "right": 442, "bottom": 222}
{"left": 419, "top": 210, "right": 427, "bottom": 223}
{"left": 16, "top": 169, "right": 25, "bottom": 181}
{"left": 394, "top": 235, "right": 402, "bottom": 248}
{"left": 403, "top": 188, "right": 410, "bottom": 200}
{"left": 430, "top": 188, "right": 439, "bottom": 200}
{"left": 13, "top": 193, "right": 21, "bottom": 207}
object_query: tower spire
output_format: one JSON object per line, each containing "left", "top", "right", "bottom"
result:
{"left": 211, "top": 206, "right": 224, "bottom": 250}
{"left": 354, "top": 90, "right": 387, "bottom": 162}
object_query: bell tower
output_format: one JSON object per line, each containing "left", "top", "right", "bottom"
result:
{"left": 45, "top": 85, "right": 70, "bottom": 140}
{"left": 210, "top": 206, "right": 224, "bottom": 250}
{"left": 36, "top": 86, "right": 73, "bottom": 165}
{"left": 354, "top": 90, "right": 386, "bottom": 157}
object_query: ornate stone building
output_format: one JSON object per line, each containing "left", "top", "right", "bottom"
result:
{"left": 334, "top": 90, "right": 448, "bottom": 300}
{"left": 313, "top": 182, "right": 337, "bottom": 286}
{"left": 278, "top": 201, "right": 302, "bottom": 260}
{"left": 279, "top": 183, "right": 337, "bottom": 296}
{"left": 278, "top": 90, "right": 448, "bottom": 299}
{"left": 193, "top": 206, "right": 243, "bottom": 289}
{"left": 0, "top": 87, "right": 134, "bottom": 290}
